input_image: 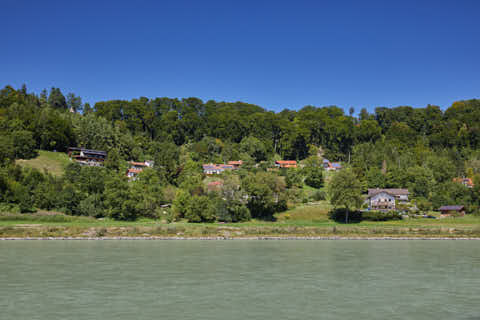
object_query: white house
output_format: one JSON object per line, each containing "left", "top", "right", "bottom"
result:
{"left": 366, "top": 188, "right": 410, "bottom": 211}
{"left": 368, "top": 191, "right": 396, "bottom": 210}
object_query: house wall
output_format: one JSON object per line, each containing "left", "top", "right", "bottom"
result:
{"left": 370, "top": 192, "right": 396, "bottom": 210}
{"left": 396, "top": 194, "right": 409, "bottom": 202}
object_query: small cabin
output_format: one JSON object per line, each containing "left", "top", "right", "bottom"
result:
{"left": 438, "top": 205, "right": 465, "bottom": 216}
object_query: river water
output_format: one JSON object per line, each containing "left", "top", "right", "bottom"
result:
{"left": 1, "top": 240, "right": 479, "bottom": 320}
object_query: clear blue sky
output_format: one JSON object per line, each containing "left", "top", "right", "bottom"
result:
{"left": 1, "top": 0, "right": 479, "bottom": 112}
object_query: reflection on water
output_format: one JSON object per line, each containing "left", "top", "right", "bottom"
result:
{"left": 1, "top": 240, "right": 479, "bottom": 320}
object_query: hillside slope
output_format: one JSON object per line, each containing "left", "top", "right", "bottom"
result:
{"left": 16, "top": 150, "right": 70, "bottom": 176}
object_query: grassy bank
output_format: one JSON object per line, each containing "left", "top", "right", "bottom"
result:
{"left": 15, "top": 150, "right": 70, "bottom": 176}
{"left": 1, "top": 204, "right": 480, "bottom": 238}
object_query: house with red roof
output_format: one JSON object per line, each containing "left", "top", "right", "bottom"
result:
{"left": 126, "top": 160, "right": 154, "bottom": 180}
{"left": 275, "top": 160, "right": 297, "bottom": 168}
{"left": 453, "top": 177, "right": 474, "bottom": 188}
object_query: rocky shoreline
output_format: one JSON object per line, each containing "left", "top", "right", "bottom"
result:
{"left": 2, "top": 236, "right": 480, "bottom": 240}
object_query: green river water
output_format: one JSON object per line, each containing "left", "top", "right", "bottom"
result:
{"left": 1, "top": 240, "right": 479, "bottom": 320}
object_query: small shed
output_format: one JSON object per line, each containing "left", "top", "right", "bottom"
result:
{"left": 438, "top": 205, "right": 465, "bottom": 216}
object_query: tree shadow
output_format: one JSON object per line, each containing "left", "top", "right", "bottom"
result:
{"left": 328, "top": 208, "right": 362, "bottom": 224}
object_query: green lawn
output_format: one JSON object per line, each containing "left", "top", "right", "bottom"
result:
{"left": 15, "top": 150, "right": 70, "bottom": 176}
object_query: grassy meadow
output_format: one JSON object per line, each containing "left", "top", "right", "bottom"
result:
{"left": 15, "top": 150, "right": 70, "bottom": 176}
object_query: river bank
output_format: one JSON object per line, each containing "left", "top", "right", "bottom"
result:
{"left": 2, "top": 224, "right": 480, "bottom": 239}
{"left": 2, "top": 236, "right": 480, "bottom": 240}
{"left": 2, "top": 211, "right": 480, "bottom": 239}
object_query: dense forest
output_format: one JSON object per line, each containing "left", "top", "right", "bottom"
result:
{"left": 1, "top": 84, "right": 480, "bottom": 221}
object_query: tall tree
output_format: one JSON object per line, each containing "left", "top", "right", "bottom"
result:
{"left": 328, "top": 168, "right": 363, "bottom": 223}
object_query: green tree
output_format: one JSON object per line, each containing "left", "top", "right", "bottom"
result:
{"left": 328, "top": 168, "right": 363, "bottom": 223}
{"left": 184, "top": 195, "right": 216, "bottom": 222}
{"left": 0, "top": 135, "right": 15, "bottom": 166}
{"left": 103, "top": 175, "right": 138, "bottom": 220}
{"left": 66, "top": 93, "right": 82, "bottom": 113}
{"left": 48, "top": 87, "right": 67, "bottom": 109}
{"left": 12, "top": 130, "right": 37, "bottom": 159}
{"left": 303, "top": 156, "right": 324, "bottom": 188}
{"left": 239, "top": 136, "right": 268, "bottom": 162}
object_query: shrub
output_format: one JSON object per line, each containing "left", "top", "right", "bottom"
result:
{"left": 185, "top": 195, "right": 216, "bottom": 223}
{"left": 362, "top": 210, "right": 401, "bottom": 221}
{"left": 311, "top": 190, "right": 326, "bottom": 201}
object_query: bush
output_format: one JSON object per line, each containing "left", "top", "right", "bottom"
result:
{"left": 311, "top": 190, "right": 326, "bottom": 201}
{"left": 304, "top": 167, "right": 323, "bottom": 189}
{"left": 185, "top": 195, "right": 216, "bottom": 223}
{"left": 362, "top": 210, "right": 401, "bottom": 221}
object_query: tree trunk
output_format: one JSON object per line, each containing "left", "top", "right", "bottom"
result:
{"left": 345, "top": 207, "right": 349, "bottom": 224}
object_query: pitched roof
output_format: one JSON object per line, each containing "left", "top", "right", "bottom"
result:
{"left": 276, "top": 160, "right": 297, "bottom": 164}
{"left": 68, "top": 147, "right": 107, "bottom": 156}
{"left": 439, "top": 205, "right": 465, "bottom": 211}
{"left": 367, "top": 188, "right": 410, "bottom": 197}
{"left": 228, "top": 160, "right": 243, "bottom": 165}
{"left": 202, "top": 164, "right": 235, "bottom": 171}
{"left": 208, "top": 181, "right": 223, "bottom": 186}
{"left": 129, "top": 161, "right": 148, "bottom": 167}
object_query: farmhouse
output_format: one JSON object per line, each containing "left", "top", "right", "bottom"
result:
{"left": 275, "top": 160, "right": 297, "bottom": 168}
{"left": 366, "top": 188, "right": 410, "bottom": 211}
{"left": 438, "top": 205, "right": 465, "bottom": 216}
{"left": 68, "top": 147, "right": 107, "bottom": 166}
{"left": 126, "top": 160, "right": 154, "bottom": 180}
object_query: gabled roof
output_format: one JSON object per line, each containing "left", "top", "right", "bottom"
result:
{"left": 228, "top": 160, "right": 243, "bottom": 165}
{"left": 367, "top": 188, "right": 410, "bottom": 198}
{"left": 129, "top": 161, "right": 149, "bottom": 167}
{"left": 439, "top": 205, "right": 465, "bottom": 211}
{"left": 208, "top": 181, "right": 223, "bottom": 186}
{"left": 203, "top": 164, "right": 235, "bottom": 171}
{"left": 276, "top": 160, "right": 297, "bottom": 164}
{"left": 68, "top": 147, "right": 107, "bottom": 156}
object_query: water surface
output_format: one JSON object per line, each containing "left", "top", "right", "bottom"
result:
{"left": 1, "top": 240, "right": 479, "bottom": 320}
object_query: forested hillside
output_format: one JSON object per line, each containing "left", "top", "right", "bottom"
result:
{"left": 1, "top": 84, "right": 479, "bottom": 220}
